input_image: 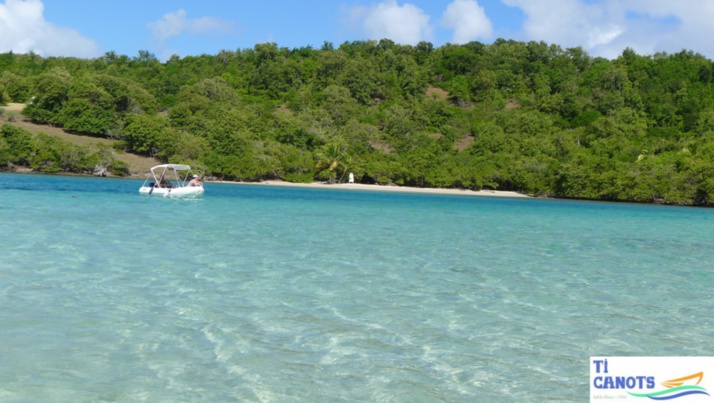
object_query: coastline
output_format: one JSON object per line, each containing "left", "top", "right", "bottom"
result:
{"left": 210, "top": 179, "right": 531, "bottom": 198}
{"left": 0, "top": 169, "right": 529, "bottom": 198}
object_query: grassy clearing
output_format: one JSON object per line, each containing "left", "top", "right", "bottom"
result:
{"left": 0, "top": 104, "right": 160, "bottom": 176}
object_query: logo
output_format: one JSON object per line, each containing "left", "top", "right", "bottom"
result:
{"left": 590, "top": 357, "right": 714, "bottom": 402}
{"left": 628, "top": 372, "right": 709, "bottom": 400}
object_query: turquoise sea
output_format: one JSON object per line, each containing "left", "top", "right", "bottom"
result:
{"left": 1, "top": 173, "right": 712, "bottom": 402}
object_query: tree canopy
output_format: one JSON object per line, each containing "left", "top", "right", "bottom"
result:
{"left": 3, "top": 40, "right": 714, "bottom": 205}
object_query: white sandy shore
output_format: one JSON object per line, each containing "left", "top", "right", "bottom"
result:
{"left": 210, "top": 179, "right": 530, "bottom": 198}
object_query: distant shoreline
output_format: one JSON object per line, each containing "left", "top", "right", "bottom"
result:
{"left": 1, "top": 168, "right": 527, "bottom": 198}
{"left": 1, "top": 169, "right": 529, "bottom": 198}
{"left": 8, "top": 169, "right": 711, "bottom": 205}
{"left": 211, "top": 179, "right": 530, "bottom": 198}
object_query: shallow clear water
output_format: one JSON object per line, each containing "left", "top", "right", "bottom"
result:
{"left": 1, "top": 173, "right": 712, "bottom": 402}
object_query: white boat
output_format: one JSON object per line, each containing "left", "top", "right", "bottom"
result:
{"left": 139, "top": 164, "right": 204, "bottom": 198}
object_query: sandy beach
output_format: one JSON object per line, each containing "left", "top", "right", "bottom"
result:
{"left": 212, "top": 179, "right": 530, "bottom": 198}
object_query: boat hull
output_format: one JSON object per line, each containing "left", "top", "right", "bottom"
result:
{"left": 139, "top": 186, "right": 204, "bottom": 198}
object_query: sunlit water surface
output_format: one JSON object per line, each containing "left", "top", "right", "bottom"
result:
{"left": 1, "top": 173, "right": 712, "bottom": 402}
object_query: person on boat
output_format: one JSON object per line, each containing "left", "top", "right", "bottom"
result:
{"left": 189, "top": 175, "right": 203, "bottom": 187}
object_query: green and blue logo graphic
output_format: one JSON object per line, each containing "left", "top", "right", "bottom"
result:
{"left": 628, "top": 372, "right": 709, "bottom": 400}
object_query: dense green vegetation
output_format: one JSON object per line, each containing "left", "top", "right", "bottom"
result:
{"left": 0, "top": 124, "right": 128, "bottom": 175}
{"left": 2, "top": 39, "right": 714, "bottom": 205}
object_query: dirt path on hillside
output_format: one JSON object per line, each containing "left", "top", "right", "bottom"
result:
{"left": 0, "top": 103, "right": 160, "bottom": 176}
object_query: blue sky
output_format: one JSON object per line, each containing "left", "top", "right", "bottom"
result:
{"left": 2, "top": 0, "right": 714, "bottom": 61}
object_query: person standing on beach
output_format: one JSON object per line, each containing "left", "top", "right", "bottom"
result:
{"left": 348, "top": 172, "right": 354, "bottom": 183}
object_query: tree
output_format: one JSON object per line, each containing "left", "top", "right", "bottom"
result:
{"left": 321, "top": 85, "right": 357, "bottom": 125}
{"left": 315, "top": 142, "right": 348, "bottom": 183}
{"left": 0, "top": 125, "right": 35, "bottom": 165}
{"left": 121, "top": 113, "right": 172, "bottom": 158}
{"left": 24, "top": 67, "right": 72, "bottom": 124}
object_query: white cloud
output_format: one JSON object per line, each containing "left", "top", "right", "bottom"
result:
{"left": 587, "top": 25, "right": 624, "bottom": 49}
{"left": 344, "top": 0, "right": 432, "bottom": 45}
{"left": 502, "top": 0, "right": 623, "bottom": 54}
{"left": 0, "top": 0, "right": 100, "bottom": 57}
{"left": 147, "top": 9, "right": 234, "bottom": 45}
{"left": 628, "top": 0, "right": 714, "bottom": 58}
{"left": 440, "top": 0, "right": 492, "bottom": 44}
{"left": 502, "top": 0, "right": 714, "bottom": 59}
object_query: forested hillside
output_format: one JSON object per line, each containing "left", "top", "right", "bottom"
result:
{"left": 2, "top": 39, "right": 714, "bottom": 205}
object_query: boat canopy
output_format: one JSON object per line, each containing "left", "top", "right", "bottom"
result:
{"left": 151, "top": 164, "right": 192, "bottom": 172}
{"left": 145, "top": 164, "right": 199, "bottom": 186}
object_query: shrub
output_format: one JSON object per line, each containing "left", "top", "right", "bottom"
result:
{"left": 109, "top": 160, "right": 130, "bottom": 176}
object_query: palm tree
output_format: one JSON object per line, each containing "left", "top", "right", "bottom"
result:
{"left": 315, "top": 143, "right": 349, "bottom": 183}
